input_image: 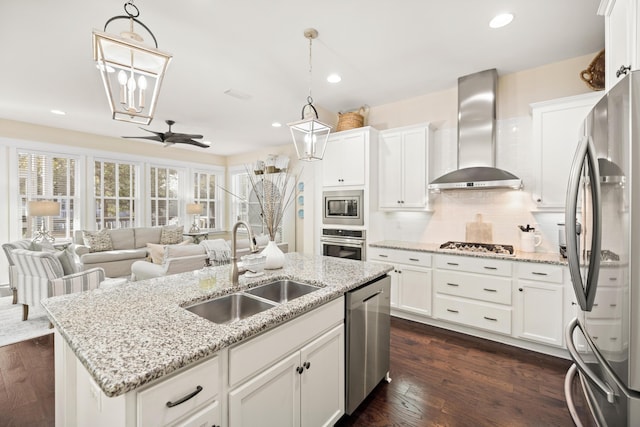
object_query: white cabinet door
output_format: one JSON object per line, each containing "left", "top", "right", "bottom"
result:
{"left": 402, "top": 128, "right": 428, "bottom": 208}
{"left": 323, "top": 131, "right": 366, "bottom": 187}
{"left": 300, "top": 325, "right": 345, "bottom": 427}
{"left": 378, "top": 125, "right": 430, "bottom": 210}
{"left": 228, "top": 352, "right": 301, "bottom": 427}
{"left": 378, "top": 133, "right": 403, "bottom": 208}
{"left": 601, "top": 0, "right": 638, "bottom": 90}
{"left": 515, "top": 280, "right": 564, "bottom": 347}
{"left": 174, "top": 401, "right": 220, "bottom": 427}
{"left": 531, "top": 92, "right": 601, "bottom": 209}
{"left": 397, "top": 265, "right": 432, "bottom": 316}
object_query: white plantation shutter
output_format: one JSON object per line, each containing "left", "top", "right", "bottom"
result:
{"left": 150, "top": 166, "right": 182, "bottom": 227}
{"left": 94, "top": 160, "right": 138, "bottom": 229}
{"left": 18, "top": 152, "right": 77, "bottom": 239}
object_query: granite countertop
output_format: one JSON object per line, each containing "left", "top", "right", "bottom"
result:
{"left": 41, "top": 253, "right": 393, "bottom": 398}
{"left": 369, "top": 240, "right": 569, "bottom": 265}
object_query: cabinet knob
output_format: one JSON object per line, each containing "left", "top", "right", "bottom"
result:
{"left": 296, "top": 366, "right": 304, "bottom": 374}
{"left": 304, "top": 361, "right": 311, "bottom": 370}
{"left": 518, "top": 288, "right": 523, "bottom": 292}
{"left": 397, "top": 200, "right": 401, "bottom": 204}
{"left": 616, "top": 65, "right": 631, "bottom": 78}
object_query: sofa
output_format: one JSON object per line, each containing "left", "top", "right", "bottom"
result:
{"left": 71, "top": 226, "right": 189, "bottom": 278}
{"left": 130, "top": 237, "right": 289, "bottom": 281}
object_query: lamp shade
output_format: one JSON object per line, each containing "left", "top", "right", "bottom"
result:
{"left": 28, "top": 201, "right": 61, "bottom": 217}
{"left": 186, "top": 203, "right": 204, "bottom": 215}
{"left": 288, "top": 117, "right": 332, "bottom": 161}
{"left": 93, "top": 30, "right": 172, "bottom": 125}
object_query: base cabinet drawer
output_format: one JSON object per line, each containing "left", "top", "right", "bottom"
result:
{"left": 137, "top": 356, "right": 220, "bottom": 427}
{"left": 434, "top": 295, "right": 512, "bottom": 335}
{"left": 434, "top": 270, "right": 511, "bottom": 305}
{"left": 173, "top": 401, "right": 220, "bottom": 427}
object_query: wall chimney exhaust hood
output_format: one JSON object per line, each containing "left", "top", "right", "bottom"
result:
{"left": 428, "top": 69, "right": 522, "bottom": 190}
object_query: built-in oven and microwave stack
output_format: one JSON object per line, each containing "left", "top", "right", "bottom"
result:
{"left": 564, "top": 71, "right": 640, "bottom": 426}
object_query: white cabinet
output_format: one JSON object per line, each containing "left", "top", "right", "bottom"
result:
{"left": 599, "top": 0, "right": 640, "bottom": 90}
{"left": 378, "top": 124, "right": 432, "bottom": 210}
{"left": 530, "top": 92, "right": 602, "bottom": 209}
{"left": 229, "top": 324, "right": 344, "bottom": 427}
{"left": 368, "top": 247, "right": 432, "bottom": 316}
{"left": 514, "top": 263, "right": 565, "bottom": 347}
{"left": 322, "top": 128, "right": 370, "bottom": 187}
{"left": 433, "top": 255, "right": 513, "bottom": 335}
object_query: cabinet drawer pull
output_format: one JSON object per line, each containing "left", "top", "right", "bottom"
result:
{"left": 378, "top": 254, "right": 389, "bottom": 258}
{"left": 610, "top": 304, "right": 617, "bottom": 308}
{"left": 483, "top": 316, "right": 498, "bottom": 322}
{"left": 609, "top": 277, "right": 618, "bottom": 281}
{"left": 532, "top": 272, "right": 548, "bottom": 276}
{"left": 447, "top": 262, "right": 459, "bottom": 266}
{"left": 446, "top": 282, "right": 459, "bottom": 287}
{"left": 446, "top": 308, "right": 459, "bottom": 313}
{"left": 409, "top": 258, "right": 419, "bottom": 262}
{"left": 483, "top": 266, "right": 497, "bottom": 270}
{"left": 483, "top": 288, "right": 497, "bottom": 293}
{"left": 166, "top": 385, "right": 203, "bottom": 408}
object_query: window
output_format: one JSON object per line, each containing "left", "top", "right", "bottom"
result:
{"left": 230, "top": 169, "right": 281, "bottom": 241}
{"left": 94, "top": 160, "right": 138, "bottom": 229}
{"left": 150, "top": 166, "right": 181, "bottom": 226}
{"left": 18, "top": 152, "right": 77, "bottom": 239}
{"left": 192, "top": 171, "right": 220, "bottom": 229}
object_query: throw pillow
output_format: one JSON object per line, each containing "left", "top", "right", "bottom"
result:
{"left": 160, "top": 225, "right": 184, "bottom": 245}
{"left": 55, "top": 249, "right": 78, "bottom": 275}
{"left": 82, "top": 229, "right": 113, "bottom": 252}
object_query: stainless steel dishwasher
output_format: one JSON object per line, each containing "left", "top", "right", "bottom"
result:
{"left": 345, "top": 274, "right": 391, "bottom": 414}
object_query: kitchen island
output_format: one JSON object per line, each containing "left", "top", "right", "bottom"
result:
{"left": 42, "top": 253, "right": 392, "bottom": 427}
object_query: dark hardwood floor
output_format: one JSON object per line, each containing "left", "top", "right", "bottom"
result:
{"left": 0, "top": 318, "right": 591, "bottom": 427}
{"left": 0, "top": 333, "right": 54, "bottom": 427}
{"left": 338, "top": 317, "right": 593, "bottom": 427}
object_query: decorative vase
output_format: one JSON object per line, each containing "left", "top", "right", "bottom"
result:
{"left": 262, "top": 240, "right": 285, "bottom": 270}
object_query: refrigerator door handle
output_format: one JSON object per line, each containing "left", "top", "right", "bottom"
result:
{"left": 565, "top": 136, "right": 602, "bottom": 311}
{"left": 565, "top": 318, "right": 616, "bottom": 404}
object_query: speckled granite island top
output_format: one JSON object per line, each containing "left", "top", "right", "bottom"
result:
{"left": 41, "top": 253, "right": 392, "bottom": 398}
{"left": 369, "top": 240, "right": 569, "bottom": 265}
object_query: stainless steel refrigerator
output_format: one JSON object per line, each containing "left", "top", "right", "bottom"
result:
{"left": 564, "top": 71, "right": 640, "bottom": 426}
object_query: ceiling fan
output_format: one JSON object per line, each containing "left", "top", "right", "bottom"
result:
{"left": 122, "top": 120, "right": 209, "bottom": 148}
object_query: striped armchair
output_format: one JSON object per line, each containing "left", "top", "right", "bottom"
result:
{"left": 10, "top": 249, "right": 105, "bottom": 321}
{"left": 2, "top": 239, "right": 33, "bottom": 305}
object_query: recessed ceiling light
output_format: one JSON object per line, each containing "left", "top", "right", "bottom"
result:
{"left": 51, "top": 109, "right": 66, "bottom": 115}
{"left": 327, "top": 74, "right": 341, "bottom": 83}
{"left": 272, "top": 122, "right": 282, "bottom": 128}
{"left": 489, "top": 13, "right": 514, "bottom": 29}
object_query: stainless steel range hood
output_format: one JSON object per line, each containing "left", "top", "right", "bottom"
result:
{"left": 428, "top": 69, "right": 522, "bottom": 190}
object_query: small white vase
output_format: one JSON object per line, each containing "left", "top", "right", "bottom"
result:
{"left": 262, "top": 240, "right": 285, "bottom": 270}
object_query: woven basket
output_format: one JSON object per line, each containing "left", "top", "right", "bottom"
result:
{"left": 580, "top": 49, "right": 605, "bottom": 91}
{"left": 336, "top": 108, "right": 365, "bottom": 132}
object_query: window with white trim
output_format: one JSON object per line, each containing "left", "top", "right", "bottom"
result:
{"left": 192, "top": 170, "right": 222, "bottom": 230}
{"left": 18, "top": 152, "right": 77, "bottom": 240}
{"left": 150, "top": 166, "right": 181, "bottom": 227}
{"left": 94, "top": 159, "right": 139, "bottom": 229}
{"left": 230, "top": 169, "right": 281, "bottom": 241}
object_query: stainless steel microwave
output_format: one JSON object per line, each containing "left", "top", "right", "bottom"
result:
{"left": 323, "top": 190, "right": 364, "bottom": 226}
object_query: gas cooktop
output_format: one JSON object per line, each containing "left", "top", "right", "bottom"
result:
{"left": 439, "top": 241, "right": 515, "bottom": 256}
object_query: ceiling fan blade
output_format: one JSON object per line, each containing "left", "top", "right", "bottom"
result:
{"left": 164, "top": 133, "right": 203, "bottom": 141}
{"left": 139, "top": 128, "right": 166, "bottom": 138}
{"left": 178, "top": 139, "right": 210, "bottom": 148}
{"left": 121, "top": 135, "right": 164, "bottom": 142}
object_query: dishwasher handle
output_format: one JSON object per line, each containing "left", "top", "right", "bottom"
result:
{"left": 362, "top": 290, "right": 383, "bottom": 303}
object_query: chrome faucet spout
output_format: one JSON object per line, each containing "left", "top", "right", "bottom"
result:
{"left": 230, "top": 221, "right": 258, "bottom": 286}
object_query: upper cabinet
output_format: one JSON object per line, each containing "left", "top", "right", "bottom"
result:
{"left": 600, "top": 0, "right": 640, "bottom": 90}
{"left": 322, "top": 127, "right": 375, "bottom": 188}
{"left": 530, "top": 92, "right": 602, "bottom": 210}
{"left": 378, "top": 124, "right": 433, "bottom": 211}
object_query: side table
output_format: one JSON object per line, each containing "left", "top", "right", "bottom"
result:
{"left": 183, "top": 231, "right": 209, "bottom": 244}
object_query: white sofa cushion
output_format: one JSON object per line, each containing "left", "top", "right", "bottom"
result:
{"left": 134, "top": 227, "right": 163, "bottom": 248}
{"left": 146, "top": 240, "right": 193, "bottom": 264}
{"left": 163, "top": 243, "right": 205, "bottom": 261}
{"left": 108, "top": 228, "right": 135, "bottom": 250}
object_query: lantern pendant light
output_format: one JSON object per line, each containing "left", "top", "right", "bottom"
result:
{"left": 288, "top": 28, "right": 332, "bottom": 162}
{"left": 92, "top": 1, "right": 172, "bottom": 125}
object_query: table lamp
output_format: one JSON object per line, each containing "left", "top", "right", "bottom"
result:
{"left": 186, "top": 203, "right": 203, "bottom": 233}
{"left": 28, "top": 200, "right": 61, "bottom": 242}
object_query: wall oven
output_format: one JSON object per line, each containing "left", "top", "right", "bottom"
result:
{"left": 323, "top": 190, "right": 364, "bottom": 226}
{"left": 321, "top": 229, "right": 366, "bottom": 261}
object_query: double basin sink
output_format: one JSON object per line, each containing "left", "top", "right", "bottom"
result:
{"left": 185, "top": 279, "right": 320, "bottom": 325}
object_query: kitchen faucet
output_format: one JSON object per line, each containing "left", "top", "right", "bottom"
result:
{"left": 230, "top": 220, "right": 259, "bottom": 286}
